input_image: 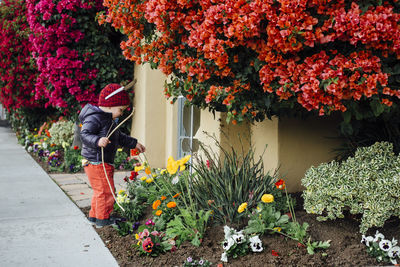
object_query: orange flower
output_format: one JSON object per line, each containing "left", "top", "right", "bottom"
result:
{"left": 161, "top": 196, "right": 167, "bottom": 201}
{"left": 152, "top": 199, "right": 161, "bottom": 210}
{"left": 155, "top": 210, "right": 162, "bottom": 216}
{"left": 145, "top": 167, "right": 151, "bottom": 175}
{"left": 166, "top": 201, "right": 177, "bottom": 208}
{"left": 275, "top": 179, "right": 286, "bottom": 190}
{"left": 173, "top": 193, "right": 180, "bottom": 198}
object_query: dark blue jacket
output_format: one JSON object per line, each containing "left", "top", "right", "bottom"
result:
{"left": 79, "top": 104, "right": 137, "bottom": 164}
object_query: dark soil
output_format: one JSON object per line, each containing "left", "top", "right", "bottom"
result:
{"left": 81, "top": 204, "right": 400, "bottom": 267}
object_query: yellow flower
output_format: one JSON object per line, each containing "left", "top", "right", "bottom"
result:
{"left": 140, "top": 176, "right": 147, "bottom": 181}
{"left": 135, "top": 234, "right": 139, "bottom": 240}
{"left": 237, "top": 202, "right": 248, "bottom": 213}
{"left": 118, "top": 189, "right": 125, "bottom": 195}
{"left": 135, "top": 165, "right": 144, "bottom": 172}
{"left": 167, "top": 156, "right": 179, "bottom": 175}
{"left": 160, "top": 169, "right": 167, "bottom": 175}
{"left": 145, "top": 167, "right": 151, "bottom": 175}
{"left": 145, "top": 178, "right": 154, "bottom": 183}
{"left": 176, "top": 155, "right": 191, "bottom": 171}
{"left": 44, "top": 138, "right": 47, "bottom": 141}
{"left": 261, "top": 194, "right": 274, "bottom": 203}
{"left": 155, "top": 210, "right": 162, "bottom": 216}
{"left": 273, "top": 227, "right": 282, "bottom": 232}
{"left": 117, "top": 148, "right": 123, "bottom": 152}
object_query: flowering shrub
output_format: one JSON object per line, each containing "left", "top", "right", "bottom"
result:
{"left": 26, "top": 0, "right": 133, "bottom": 117}
{"left": 100, "top": 0, "right": 400, "bottom": 125}
{"left": 362, "top": 231, "right": 400, "bottom": 265}
{"left": 0, "top": 0, "right": 40, "bottom": 111}
{"left": 302, "top": 141, "right": 400, "bottom": 233}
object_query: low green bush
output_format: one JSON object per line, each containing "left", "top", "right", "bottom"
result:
{"left": 48, "top": 120, "right": 74, "bottom": 147}
{"left": 302, "top": 141, "right": 400, "bottom": 233}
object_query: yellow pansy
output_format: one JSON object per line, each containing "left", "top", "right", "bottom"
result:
{"left": 160, "top": 169, "right": 167, "bottom": 175}
{"left": 237, "top": 202, "right": 248, "bottom": 213}
{"left": 273, "top": 227, "right": 282, "bottom": 232}
{"left": 135, "top": 233, "right": 139, "bottom": 240}
{"left": 135, "top": 165, "right": 144, "bottom": 172}
{"left": 167, "top": 156, "right": 179, "bottom": 175}
{"left": 261, "top": 194, "right": 274, "bottom": 203}
{"left": 146, "top": 178, "right": 154, "bottom": 183}
{"left": 140, "top": 176, "right": 147, "bottom": 181}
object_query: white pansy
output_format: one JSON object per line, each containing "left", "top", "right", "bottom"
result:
{"left": 390, "top": 258, "right": 398, "bottom": 265}
{"left": 171, "top": 175, "right": 179, "bottom": 185}
{"left": 361, "top": 235, "right": 374, "bottom": 247}
{"left": 379, "top": 239, "right": 392, "bottom": 252}
{"left": 392, "top": 238, "right": 398, "bottom": 247}
{"left": 27, "top": 146, "right": 33, "bottom": 152}
{"left": 220, "top": 252, "right": 228, "bottom": 262}
{"left": 249, "top": 235, "right": 263, "bottom": 252}
{"left": 374, "top": 231, "right": 385, "bottom": 242}
{"left": 232, "top": 233, "right": 245, "bottom": 244}
{"left": 223, "top": 225, "right": 234, "bottom": 239}
{"left": 388, "top": 246, "right": 400, "bottom": 258}
{"left": 42, "top": 142, "right": 48, "bottom": 149}
{"left": 222, "top": 238, "right": 235, "bottom": 251}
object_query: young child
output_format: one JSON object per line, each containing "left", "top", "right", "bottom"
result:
{"left": 79, "top": 83, "right": 145, "bottom": 228}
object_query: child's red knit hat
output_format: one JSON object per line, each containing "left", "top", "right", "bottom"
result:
{"left": 98, "top": 83, "right": 130, "bottom": 107}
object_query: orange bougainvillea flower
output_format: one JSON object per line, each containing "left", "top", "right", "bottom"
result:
{"left": 155, "top": 210, "right": 162, "bottom": 216}
{"left": 275, "top": 179, "right": 286, "bottom": 190}
{"left": 152, "top": 199, "right": 161, "bottom": 210}
{"left": 167, "top": 201, "right": 177, "bottom": 208}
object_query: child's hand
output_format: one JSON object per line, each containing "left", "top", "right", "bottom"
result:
{"left": 98, "top": 137, "right": 111, "bottom": 147}
{"left": 136, "top": 143, "right": 146, "bottom": 153}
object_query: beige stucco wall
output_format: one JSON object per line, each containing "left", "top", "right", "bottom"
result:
{"left": 277, "top": 116, "right": 342, "bottom": 192}
{"left": 251, "top": 117, "right": 280, "bottom": 178}
{"left": 131, "top": 64, "right": 168, "bottom": 167}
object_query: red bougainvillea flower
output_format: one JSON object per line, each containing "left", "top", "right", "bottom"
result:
{"left": 142, "top": 237, "right": 154, "bottom": 253}
{"left": 271, "top": 250, "right": 279, "bottom": 256}
{"left": 275, "top": 179, "right": 286, "bottom": 190}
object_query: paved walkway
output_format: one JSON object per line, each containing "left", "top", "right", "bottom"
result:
{"left": 50, "top": 171, "right": 130, "bottom": 208}
{"left": 0, "top": 125, "right": 119, "bottom": 267}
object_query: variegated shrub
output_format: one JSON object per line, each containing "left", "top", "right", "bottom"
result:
{"left": 302, "top": 142, "right": 400, "bottom": 233}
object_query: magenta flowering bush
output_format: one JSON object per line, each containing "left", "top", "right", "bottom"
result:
{"left": 26, "top": 0, "right": 133, "bottom": 117}
{"left": 0, "top": 0, "right": 40, "bottom": 111}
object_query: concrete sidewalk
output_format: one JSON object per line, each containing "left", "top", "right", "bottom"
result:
{"left": 0, "top": 125, "right": 119, "bottom": 267}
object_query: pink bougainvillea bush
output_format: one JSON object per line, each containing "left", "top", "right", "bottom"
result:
{"left": 26, "top": 0, "right": 133, "bottom": 117}
{"left": 99, "top": 0, "right": 400, "bottom": 126}
{"left": 0, "top": 0, "right": 40, "bottom": 111}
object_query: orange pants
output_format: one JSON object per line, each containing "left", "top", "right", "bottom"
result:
{"left": 84, "top": 163, "right": 115, "bottom": 220}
